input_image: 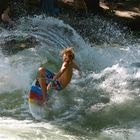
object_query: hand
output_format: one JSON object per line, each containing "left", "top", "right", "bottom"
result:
{"left": 47, "top": 83, "right": 51, "bottom": 90}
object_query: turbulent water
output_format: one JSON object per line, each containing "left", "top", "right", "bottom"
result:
{"left": 0, "top": 16, "right": 140, "bottom": 140}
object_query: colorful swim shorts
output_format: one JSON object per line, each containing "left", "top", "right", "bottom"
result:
{"left": 36, "top": 69, "right": 62, "bottom": 90}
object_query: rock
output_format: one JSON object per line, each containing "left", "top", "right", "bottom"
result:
{"left": 0, "top": 35, "right": 38, "bottom": 55}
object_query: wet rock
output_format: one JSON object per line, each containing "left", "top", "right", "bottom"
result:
{"left": 0, "top": 35, "right": 38, "bottom": 55}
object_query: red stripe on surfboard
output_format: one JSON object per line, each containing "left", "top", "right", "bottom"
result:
{"left": 29, "top": 91, "right": 43, "bottom": 101}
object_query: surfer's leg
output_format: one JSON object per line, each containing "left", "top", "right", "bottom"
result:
{"left": 38, "top": 67, "right": 47, "bottom": 102}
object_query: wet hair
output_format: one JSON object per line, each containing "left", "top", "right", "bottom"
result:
{"left": 60, "top": 47, "right": 75, "bottom": 60}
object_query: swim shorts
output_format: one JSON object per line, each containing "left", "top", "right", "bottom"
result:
{"left": 36, "top": 69, "right": 62, "bottom": 90}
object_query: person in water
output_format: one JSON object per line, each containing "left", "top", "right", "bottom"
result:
{"left": 38, "top": 47, "right": 81, "bottom": 102}
{"left": 1, "top": 6, "right": 14, "bottom": 25}
{"left": 0, "top": 0, "right": 14, "bottom": 26}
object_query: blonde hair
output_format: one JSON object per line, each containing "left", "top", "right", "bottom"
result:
{"left": 60, "top": 47, "right": 75, "bottom": 60}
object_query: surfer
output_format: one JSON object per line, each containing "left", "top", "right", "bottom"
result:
{"left": 38, "top": 47, "right": 81, "bottom": 103}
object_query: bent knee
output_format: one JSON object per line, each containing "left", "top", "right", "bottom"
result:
{"left": 38, "top": 67, "right": 46, "bottom": 76}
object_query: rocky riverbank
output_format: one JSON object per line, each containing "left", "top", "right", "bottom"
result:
{"left": 0, "top": 0, "right": 139, "bottom": 55}
{"left": 58, "top": 7, "right": 140, "bottom": 45}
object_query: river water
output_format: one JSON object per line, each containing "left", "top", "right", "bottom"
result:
{"left": 0, "top": 16, "right": 140, "bottom": 140}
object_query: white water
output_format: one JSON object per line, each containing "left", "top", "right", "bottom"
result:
{"left": 0, "top": 16, "right": 140, "bottom": 140}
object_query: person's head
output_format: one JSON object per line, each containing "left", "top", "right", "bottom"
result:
{"left": 60, "top": 47, "right": 75, "bottom": 62}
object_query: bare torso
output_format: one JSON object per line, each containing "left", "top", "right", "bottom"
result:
{"left": 57, "top": 62, "right": 73, "bottom": 89}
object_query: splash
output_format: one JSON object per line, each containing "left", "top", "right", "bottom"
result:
{"left": 0, "top": 16, "right": 140, "bottom": 140}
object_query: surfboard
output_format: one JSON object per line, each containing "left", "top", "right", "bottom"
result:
{"left": 28, "top": 79, "right": 47, "bottom": 119}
